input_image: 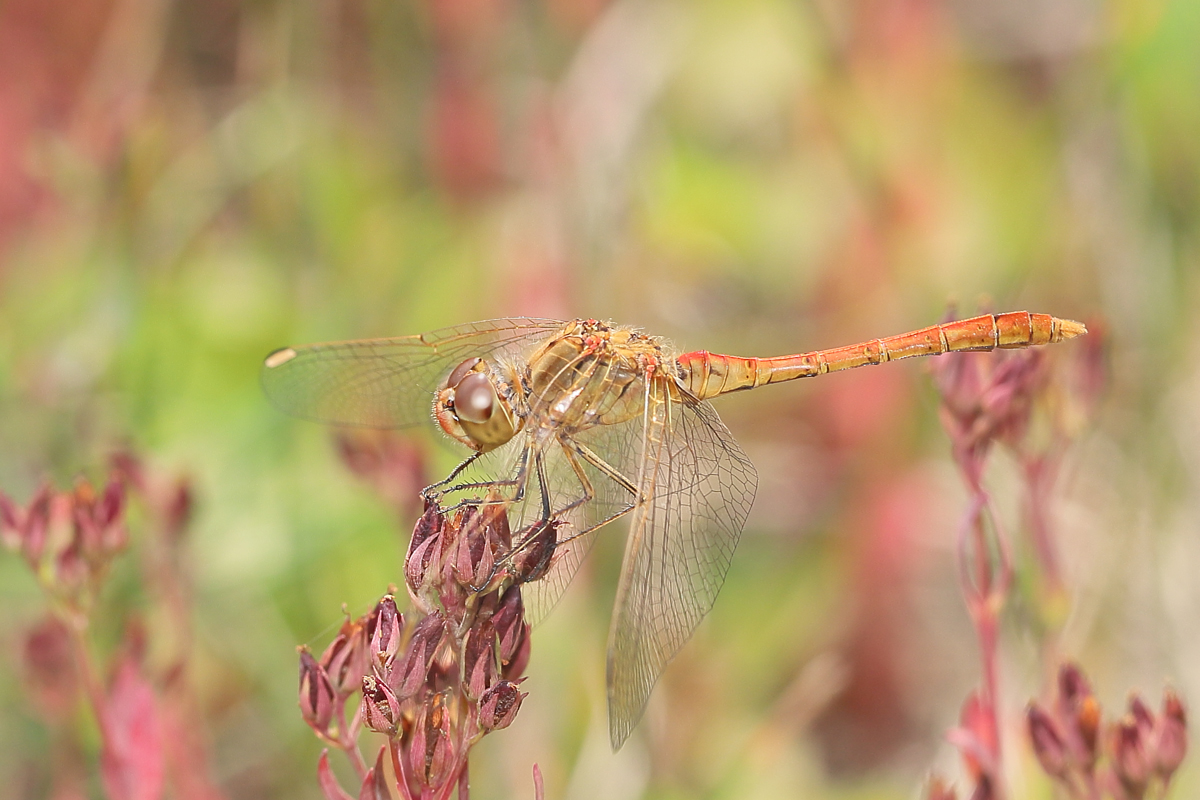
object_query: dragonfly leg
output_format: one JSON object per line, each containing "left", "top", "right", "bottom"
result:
{"left": 549, "top": 439, "right": 642, "bottom": 546}
{"left": 570, "top": 440, "right": 641, "bottom": 500}
{"left": 421, "top": 451, "right": 484, "bottom": 501}
{"left": 427, "top": 439, "right": 533, "bottom": 512}
{"left": 486, "top": 436, "right": 641, "bottom": 584}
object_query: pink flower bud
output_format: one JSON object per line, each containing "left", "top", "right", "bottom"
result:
{"left": 479, "top": 679, "right": 526, "bottom": 732}
{"left": 1057, "top": 662, "right": 1100, "bottom": 767}
{"left": 453, "top": 506, "right": 497, "bottom": 589}
{"left": 423, "top": 693, "right": 455, "bottom": 789}
{"left": 481, "top": 497, "right": 512, "bottom": 551}
{"left": 1027, "top": 703, "right": 1068, "bottom": 779}
{"left": 366, "top": 596, "right": 403, "bottom": 671}
{"left": 299, "top": 648, "right": 336, "bottom": 736}
{"left": 492, "top": 585, "right": 527, "bottom": 661}
{"left": 1110, "top": 715, "right": 1151, "bottom": 796}
{"left": 72, "top": 477, "right": 128, "bottom": 558}
{"left": 0, "top": 484, "right": 52, "bottom": 564}
{"left": 405, "top": 501, "right": 445, "bottom": 599}
{"left": 1129, "top": 693, "right": 1155, "bottom": 737}
{"left": 502, "top": 628, "right": 531, "bottom": 680}
{"left": 361, "top": 674, "right": 403, "bottom": 737}
{"left": 1155, "top": 688, "right": 1187, "bottom": 782}
{"left": 320, "top": 620, "right": 369, "bottom": 697}
{"left": 462, "top": 618, "right": 497, "bottom": 700}
{"left": 393, "top": 614, "right": 445, "bottom": 698}
{"left": 512, "top": 521, "right": 560, "bottom": 584}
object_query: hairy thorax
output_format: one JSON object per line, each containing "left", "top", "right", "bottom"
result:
{"left": 521, "top": 320, "right": 671, "bottom": 434}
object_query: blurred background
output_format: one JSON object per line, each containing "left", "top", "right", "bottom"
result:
{"left": 1, "top": 0, "right": 1197, "bottom": 797}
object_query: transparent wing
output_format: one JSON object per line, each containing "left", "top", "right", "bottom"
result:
{"left": 606, "top": 379, "right": 758, "bottom": 750}
{"left": 439, "top": 415, "right": 645, "bottom": 625}
{"left": 261, "top": 318, "right": 565, "bottom": 428}
{"left": 519, "top": 418, "right": 645, "bottom": 625}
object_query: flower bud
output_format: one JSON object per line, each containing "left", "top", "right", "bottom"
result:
{"left": 393, "top": 614, "right": 445, "bottom": 698}
{"left": 361, "top": 674, "right": 403, "bottom": 737}
{"left": 320, "top": 620, "right": 369, "bottom": 697}
{"left": 405, "top": 501, "right": 445, "bottom": 600}
{"left": 479, "top": 679, "right": 526, "bottom": 732}
{"left": 0, "top": 484, "right": 52, "bottom": 563}
{"left": 365, "top": 595, "right": 403, "bottom": 671}
{"left": 462, "top": 618, "right": 497, "bottom": 700}
{"left": 1110, "top": 714, "right": 1151, "bottom": 796}
{"left": 512, "top": 521, "right": 560, "bottom": 584}
{"left": 299, "top": 647, "right": 336, "bottom": 736}
{"left": 1129, "top": 693, "right": 1155, "bottom": 738}
{"left": 1156, "top": 688, "right": 1187, "bottom": 781}
{"left": 72, "top": 476, "right": 127, "bottom": 557}
{"left": 502, "top": 629, "right": 531, "bottom": 680}
{"left": 1027, "top": 702, "right": 1068, "bottom": 779}
{"left": 423, "top": 693, "right": 455, "bottom": 789}
{"left": 453, "top": 506, "right": 497, "bottom": 590}
{"left": 480, "top": 490, "right": 512, "bottom": 549}
{"left": 1056, "top": 661, "right": 1100, "bottom": 767}
{"left": 492, "top": 586, "right": 526, "bottom": 660}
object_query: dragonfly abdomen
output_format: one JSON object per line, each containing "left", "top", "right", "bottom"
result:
{"left": 677, "top": 311, "right": 1086, "bottom": 400}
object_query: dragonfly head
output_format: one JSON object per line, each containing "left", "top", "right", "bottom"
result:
{"left": 435, "top": 358, "right": 521, "bottom": 452}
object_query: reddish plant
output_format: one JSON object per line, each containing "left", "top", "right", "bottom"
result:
{"left": 1026, "top": 662, "right": 1186, "bottom": 800}
{"left": 302, "top": 497, "right": 541, "bottom": 800}
{"left": 924, "top": 318, "right": 1116, "bottom": 800}
{"left": 1, "top": 452, "right": 224, "bottom": 800}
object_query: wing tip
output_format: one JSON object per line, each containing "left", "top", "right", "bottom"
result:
{"left": 264, "top": 347, "right": 298, "bottom": 369}
{"left": 608, "top": 704, "right": 635, "bottom": 751}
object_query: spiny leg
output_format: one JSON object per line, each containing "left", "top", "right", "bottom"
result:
{"left": 491, "top": 436, "right": 641, "bottom": 582}
{"left": 421, "top": 451, "right": 484, "bottom": 501}
{"left": 430, "top": 440, "right": 533, "bottom": 513}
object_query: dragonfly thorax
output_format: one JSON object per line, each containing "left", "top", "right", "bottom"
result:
{"left": 522, "top": 320, "right": 665, "bottom": 433}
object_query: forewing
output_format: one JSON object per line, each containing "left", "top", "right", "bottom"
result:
{"left": 261, "top": 318, "right": 564, "bottom": 428}
{"left": 606, "top": 380, "right": 758, "bottom": 750}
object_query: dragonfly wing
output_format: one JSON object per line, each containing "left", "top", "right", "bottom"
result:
{"left": 517, "top": 417, "right": 645, "bottom": 625}
{"left": 606, "top": 380, "right": 758, "bottom": 750}
{"left": 428, "top": 414, "right": 644, "bottom": 624}
{"left": 261, "top": 318, "right": 564, "bottom": 428}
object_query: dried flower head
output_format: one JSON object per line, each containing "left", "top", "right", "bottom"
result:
{"left": 301, "top": 502, "right": 535, "bottom": 800}
{"left": 1026, "top": 661, "right": 1187, "bottom": 799}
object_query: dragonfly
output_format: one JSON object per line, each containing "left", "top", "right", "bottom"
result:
{"left": 262, "top": 310, "right": 1085, "bottom": 749}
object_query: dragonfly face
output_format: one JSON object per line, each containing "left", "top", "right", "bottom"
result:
{"left": 434, "top": 357, "right": 523, "bottom": 452}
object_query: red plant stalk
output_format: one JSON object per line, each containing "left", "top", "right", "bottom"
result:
{"left": 927, "top": 323, "right": 1107, "bottom": 800}
{"left": 934, "top": 346, "right": 1027, "bottom": 800}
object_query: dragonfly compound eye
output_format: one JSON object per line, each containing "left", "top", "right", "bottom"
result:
{"left": 453, "top": 372, "right": 495, "bottom": 424}
{"left": 446, "top": 357, "right": 482, "bottom": 391}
